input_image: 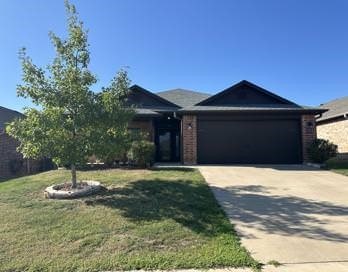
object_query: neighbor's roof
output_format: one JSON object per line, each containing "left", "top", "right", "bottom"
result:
{"left": 317, "top": 96, "right": 348, "bottom": 122}
{"left": 157, "top": 88, "right": 211, "bottom": 107}
{"left": 0, "top": 106, "right": 23, "bottom": 130}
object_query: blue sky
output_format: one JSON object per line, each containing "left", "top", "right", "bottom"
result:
{"left": 1, "top": 0, "right": 347, "bottom": 112}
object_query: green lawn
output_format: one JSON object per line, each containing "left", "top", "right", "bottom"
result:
{"left": 325, "top": 157, "right": 348, "bottom": 176}
{"left": 0, "top": 168, "right": 258, "bottom": 271}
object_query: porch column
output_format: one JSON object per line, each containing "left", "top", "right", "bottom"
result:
{"left": 301, "top": 115, "right": 317, "bottom": 163}
{"left": 182, "top": 115, "right": 197, "bottom": 164}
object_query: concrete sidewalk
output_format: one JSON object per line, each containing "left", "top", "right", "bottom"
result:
{"left": 111, "top": 262, "right": 348, "bottom": 272}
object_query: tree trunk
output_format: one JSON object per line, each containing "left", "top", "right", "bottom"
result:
{"left": 71, "top": 164, "right": 77, "bottom": 188}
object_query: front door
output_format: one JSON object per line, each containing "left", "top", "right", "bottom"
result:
{"left": 157, "top": 129, "right": 180, "bottom": 162}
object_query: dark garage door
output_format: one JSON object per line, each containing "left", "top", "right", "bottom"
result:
{"left": 197, "top": 118, "right": 302, "bottom": 164}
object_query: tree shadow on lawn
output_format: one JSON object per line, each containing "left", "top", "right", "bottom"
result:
{"left": 85, "top": 178, "right": 234, "bottom": 237}
{"left": 211, "top": 185, "right": 348, "bottom": 242}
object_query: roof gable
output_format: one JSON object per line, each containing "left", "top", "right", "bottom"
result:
{"left": 128, "top": 85, "right": 179, "bottom": 109}
{"left": 197, "top": 80, "right": 298, "bottom": 107}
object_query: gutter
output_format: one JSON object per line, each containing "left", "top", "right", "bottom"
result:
{"left": 316, "top": 112, "right": 348, "bottom": 124}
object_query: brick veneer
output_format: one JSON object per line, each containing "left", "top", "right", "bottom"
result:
{"left": 317, "top": 119, "right": 348, "bottom": 157}
{"left": 182, "top": 115, "right": 197, "bottom": 164}
{"left": 0, "top": 132, "right": 22, "bottom": 178}
{"left": 129, "top": 120, "right": 154, "bottom": 141}
{"left": 301, "top": 115, "right": 317, "bottom": 162}
{"left": 0, "top": 132, "right": 43, "bottom": 179}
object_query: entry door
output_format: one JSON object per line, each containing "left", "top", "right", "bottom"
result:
{"left": 157, "top": 129, "right": 180, "bottom": 162}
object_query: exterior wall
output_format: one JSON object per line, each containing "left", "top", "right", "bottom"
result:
{"left": 301, "top": 115, "right": 317, "bottom": 162}
{"left": 129, "top": 119, "right": 154, "bottom": 141}
{"left": 182, "top": 115, "right": 197, "bottom": 164}
{"left": 317, "top": 119, "right": 348, "bottom": 157}
{"left": 0, "top": 132, "right": 43, "bottom": 179}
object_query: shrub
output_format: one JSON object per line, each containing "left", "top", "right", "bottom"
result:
{"left": 127, "top": 140, "right": 155, "bottom": 168}
{"left": 307, "top": 139, "right": 338, "bottom": 163}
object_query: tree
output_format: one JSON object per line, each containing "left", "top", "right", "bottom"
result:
{"left": 6, "top": 0, "right": 134, "bottom": 188}
{"left": 93, "top": 70, "right": 135, "bottom": 166}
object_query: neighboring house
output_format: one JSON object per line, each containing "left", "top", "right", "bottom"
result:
{"left": 0, "top": 106, "right": 49, "bottom": 179}
{"left": 128, "top": 80, "right": 326, "bottom": 164}
{"left": 316, "top": 97, "right": 348, "bottom": 158}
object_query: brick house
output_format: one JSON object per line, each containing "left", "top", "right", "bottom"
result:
{"left": 316, "top": 97, "right": 348, "bottom": 158}
{"left": 128, "top": 80, "right": 325, "bottom": 164}
{"left": 0, "top": 106, "right": 47, "bottom": 179}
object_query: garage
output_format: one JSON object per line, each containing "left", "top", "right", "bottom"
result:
{"left": 197, "top": 116, "right": 302, "bottom": 164}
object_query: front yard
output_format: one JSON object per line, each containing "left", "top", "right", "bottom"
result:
{"left": 0, "top": 168, "right": 258, "bottom": 271}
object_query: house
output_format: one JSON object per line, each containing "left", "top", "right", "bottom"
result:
{"left": 0, "top": 106, "right": 50, "bottom": 179}
{"left": 128, "top": 80, "right": 326, "bottom": 164}
{"left": 316, "top": 97, "right": 348, "bottom": 158}
{"left": 0, "top": 106, "right": 26, "bottom": 178}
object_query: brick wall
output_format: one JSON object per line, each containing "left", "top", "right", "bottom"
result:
{"left": 182, "top": 115, "right": 197, "bottom": 164}
{"left": 0, "top": 132, "right": 45, "bottom": 179}
{"left": 301, "top": 115, "right": 317, "bottom": 162}
{"left": 317, "top": 119, "right": 348, "bottom": 158}
{"left": 0, "top": 132, "right": 24, "bottom": 178}
{"left": 129, "top": 120, "right": 154, "bottom": 141}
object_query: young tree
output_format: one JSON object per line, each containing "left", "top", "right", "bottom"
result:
{"left": 7, "top": 0, "right": 134, "bottom": 188}
{"left": 93, "top": 69, "right": 135, "bottom": 166}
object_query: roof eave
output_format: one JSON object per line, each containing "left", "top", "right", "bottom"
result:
{"left": 177, "top": 108, "right": 327, "bottom": 115}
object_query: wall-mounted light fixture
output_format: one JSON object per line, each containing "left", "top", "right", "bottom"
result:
{"left": 187, "top": 123, "right": 192, "bottom": 130}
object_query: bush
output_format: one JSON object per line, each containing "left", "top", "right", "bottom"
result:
{"left": 307, "top": 139, "right": 338, "bottom": 163}
{"left": 127, "top": 140, "right": 155, "bottom": 168}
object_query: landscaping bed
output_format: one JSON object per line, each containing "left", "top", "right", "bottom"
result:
{"left": 0, "top": 168, "right": 258, "bottom": 271}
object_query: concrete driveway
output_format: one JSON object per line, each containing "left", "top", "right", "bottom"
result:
{"left": 198, "top": 165, "right": 348, "bottom": 271}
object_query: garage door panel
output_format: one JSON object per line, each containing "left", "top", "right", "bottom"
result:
{"left": 197, "top": 119, "right": 301, "bottom": 164}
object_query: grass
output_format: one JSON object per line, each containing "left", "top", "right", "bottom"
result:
{"left": 325, "top": 157, "right": 348, "bottom": 176}
{"left": 0, "top": 168, "right": 258, "bottom": 271}
{"left": 267, "top": 260, "right": 281, "bottom": 267}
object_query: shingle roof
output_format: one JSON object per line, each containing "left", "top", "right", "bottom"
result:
{"left": 0, "top": 106, "right": 24, "bottom": 130}
{"left": 157, "top": 89, "right": 210, "bottom": 108}
{"left": 317, "top": 96, "right": 348, "bottom": 122}
{"left": 197, "top": 80, "right": 298, "bottom": 106}
{"left": 134, "top": 108, "right": 162, "bottom": 117}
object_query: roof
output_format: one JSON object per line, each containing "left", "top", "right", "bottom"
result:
{"left": 130, "top": 81, "right": 326, "bottom": 117}
{"left": 129, "top": 85, "right": 179, "bottom": 109}
{"left": 317, "top": 96, "right": 348, "bottom": 122}
{"left": 134, "top": 108, "right": 162, "bottom": 117}
{"left": 197, "top": 80, "right": 298, "bottom": 106}
{"left": 157, "top": 88, "right": 210, "bottom": 107}
{"left": 0, "top": 106, "right": 24, "bottom": 130}
{"left": 178, "top": 105, "right": 325, "bottom": 114}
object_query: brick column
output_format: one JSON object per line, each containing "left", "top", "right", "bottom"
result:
{"left": 182, "top": 115, "right": 197, "bottom": 164}
{"left": 301, "top": 115, "right": 317, "bottom": 162}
